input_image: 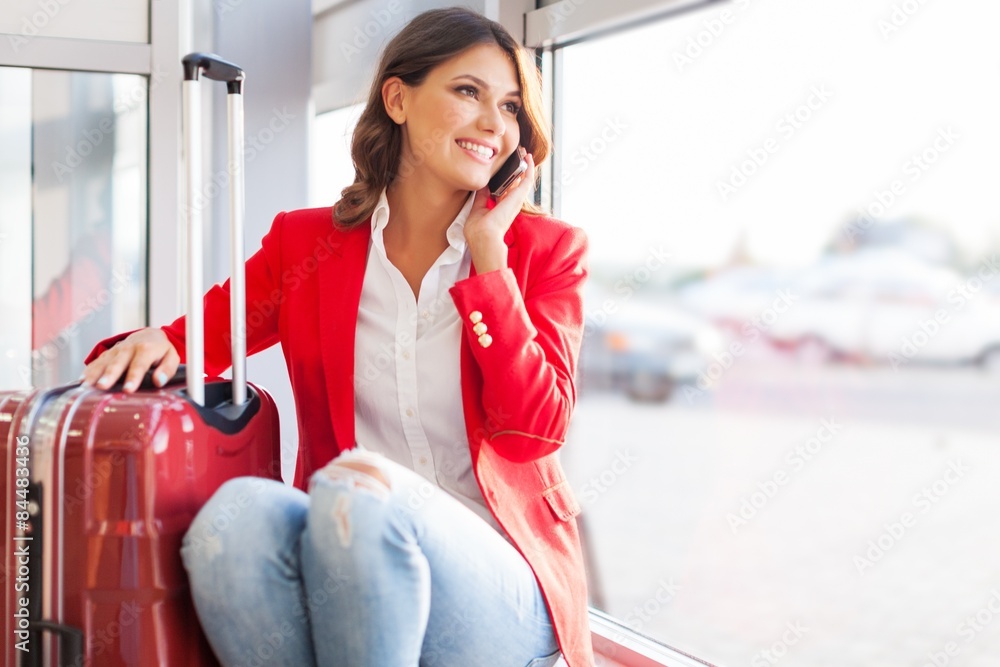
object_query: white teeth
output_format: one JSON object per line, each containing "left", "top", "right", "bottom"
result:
{"left": 458, "top": 140, "right": 493, "bottom": 159}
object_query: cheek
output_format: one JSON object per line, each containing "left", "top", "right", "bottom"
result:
{"left": 407, "top": 100, "right": 461, "bottom": 151}
{"left": 506, "top": 120, "right": 522, "bottom": 151}
{"left": 422, "top": 103, "right": 466, "bottom": 154}
{"left": 440, "top": 102, "right": 471, "bottom": 135}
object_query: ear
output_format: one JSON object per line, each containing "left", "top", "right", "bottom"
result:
{"left": 381, "top": 77, "right": 407, "bottom": 125}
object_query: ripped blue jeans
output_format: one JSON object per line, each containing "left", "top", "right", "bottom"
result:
{"left": 180, "top": 448, "right": 562, "bottom": 667}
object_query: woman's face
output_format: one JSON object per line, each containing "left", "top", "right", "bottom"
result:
{"left": 388, "top": 43, "right": 523, "bottom": 193}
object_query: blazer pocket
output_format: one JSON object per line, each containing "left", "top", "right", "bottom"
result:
{"left": 542, "top": 481, "right": 582, "bottom": 522}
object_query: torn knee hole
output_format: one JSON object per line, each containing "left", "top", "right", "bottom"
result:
{"left": 324, "top": 460, "right": 391, "bottom": 493}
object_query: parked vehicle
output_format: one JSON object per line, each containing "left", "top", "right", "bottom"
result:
{"left": 678, "top": 249, "right": 1000, "bottom": 368}
{"left": 579, "top": 292, "right": 724, "bottom": 402}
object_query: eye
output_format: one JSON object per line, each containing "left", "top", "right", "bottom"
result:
{"left": 502, "top": 101, "right": 521, "bottom": 115}
{"left": 456, "top": 85, "right": 478, "bottom": 99}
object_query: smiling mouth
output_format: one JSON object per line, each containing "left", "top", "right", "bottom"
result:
{"left": 456, "top": 140, "right": 496, "bottom": 161}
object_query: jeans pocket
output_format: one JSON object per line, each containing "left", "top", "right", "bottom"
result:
{"left": 524, "top": 648, "right": 562, "bottom": 667}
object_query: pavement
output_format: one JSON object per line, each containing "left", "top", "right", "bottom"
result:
{"left": 562, "top": 362, "right": 1000, "bottom": 667}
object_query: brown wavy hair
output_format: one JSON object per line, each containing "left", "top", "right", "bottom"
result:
{"left": 332, "top": 6, "right": 551, "bottom": 228}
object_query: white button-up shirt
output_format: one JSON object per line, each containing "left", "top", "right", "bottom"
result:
{"left": 353, "top": 187, "right": 509, "bottom": 541}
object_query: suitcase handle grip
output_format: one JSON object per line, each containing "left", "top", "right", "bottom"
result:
{"left": 28, "top": 620, "right": 84, "bottom": 667}
{"left": 101, "top": 365, "right": 189, "bottom": 392}
{"left": 182, "top": 52, "right": 245, "bottom": 93}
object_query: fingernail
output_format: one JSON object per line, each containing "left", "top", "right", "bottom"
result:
{"left": 155, "top": 372, "right": 167, "bottom": 386}
{"left": 98, "top": 375, "right": 113, "bottom": 387}
{"left": 123, "top": 380, "right": 137, "bottom": 392}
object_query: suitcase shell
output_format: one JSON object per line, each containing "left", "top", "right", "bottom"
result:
{"left": 2, "top": 378, "right": 281, "bottom": 666}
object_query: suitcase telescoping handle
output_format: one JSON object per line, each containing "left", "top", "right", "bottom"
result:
{"left": 181, "top": 53, "right": 246, "bottom": 408}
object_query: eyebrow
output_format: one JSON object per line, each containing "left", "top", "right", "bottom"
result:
{"left": 451, "top": 74, "right": 521, "bottom": 99}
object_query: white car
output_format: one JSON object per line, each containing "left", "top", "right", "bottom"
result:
{"left": 680, "top": 249, "right": 1000, "bottom": 368}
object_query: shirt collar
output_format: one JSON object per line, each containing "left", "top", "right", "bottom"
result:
{"left": 371, "top": 187, "right": 475, "bottom": 253}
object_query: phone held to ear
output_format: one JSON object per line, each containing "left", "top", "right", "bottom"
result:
{"left": 488, "top": 146, "right": 528, "bottom": 198}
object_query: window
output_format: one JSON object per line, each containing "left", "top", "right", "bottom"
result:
{"left": 557, "top": 2, "right": 1000, "bottom": 664}
{"left": 0, "top": 68, "right": 147, "bottom": 389}
{"left": 311, "top": 103, "right": 364, "bottom": 208}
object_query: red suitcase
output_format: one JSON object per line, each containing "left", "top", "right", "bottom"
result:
{"left": 2, "top": 53, "right": 281, "bottom": 666}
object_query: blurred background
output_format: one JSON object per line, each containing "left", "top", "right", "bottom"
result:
{"left": 4, "top": 0, "right": 1000, "bottom": 665}
{"left": 558, "top": 3, "right": 1000, "bottom": 665}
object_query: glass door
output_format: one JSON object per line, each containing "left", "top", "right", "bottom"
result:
{"left": 0, "top": 67, "right": 147, "bottom": 389}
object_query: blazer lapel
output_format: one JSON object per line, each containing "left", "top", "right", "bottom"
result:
{"left": 319, "top": 217, "right": 371, "bottom": 453}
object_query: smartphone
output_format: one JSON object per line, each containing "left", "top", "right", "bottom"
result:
{"left": 488, "top": 146, "right": 528, "bottom": 198}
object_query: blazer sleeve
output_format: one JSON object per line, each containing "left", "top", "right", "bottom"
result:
{"left": 84, "top": 212, "right": 287, "bottom": 377}
{"left": 448, "top": 225, "right": 588, "bottom": 463}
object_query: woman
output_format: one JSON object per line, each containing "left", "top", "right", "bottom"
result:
{"left": 82, "top": 7, "right": 593, "bottom": 667}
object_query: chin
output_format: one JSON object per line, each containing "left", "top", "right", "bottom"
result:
{"left": 454, "top": 175, "right": 490, "bottom": 194}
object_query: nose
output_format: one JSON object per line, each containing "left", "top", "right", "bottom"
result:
{"left": 477, "top": 102, "right": 505, "bottom": 138}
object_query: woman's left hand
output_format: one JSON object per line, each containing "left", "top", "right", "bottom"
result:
{"left": 463, "top": 152, "right": 535, "bottom": 248}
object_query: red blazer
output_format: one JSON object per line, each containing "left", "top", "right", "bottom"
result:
{"left": 87, "top": 201, "right": 595, "bottom": 666}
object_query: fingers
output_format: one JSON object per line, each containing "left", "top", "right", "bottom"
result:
{"left": 79, "top": 332, "right": 176, "bottom": 393}
{"left": 501, "top": 152, "right": 535, "bottom": 203}
{"left": 491, "top": 154, "right": 534, "bottom": 217}
{"left": 91, "top": 344, "right": 138, "bottom": 391}
{"left": 81, "top": 346, "right": 123, "bottom": 389}
{"left": 472, "top": 185, "right": 491, "bottom": 208}
{"left": 120, "top": 341, "right": 167, "bottom": 392}
{"left": 520, "top": 151, "right": 535, "bottom": 187}
{"left": 152, "top": 346, "right": 180, "bottom": 388}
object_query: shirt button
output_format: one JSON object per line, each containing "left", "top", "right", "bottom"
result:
{"left": 419, "top": 456, "right": 428, "bottom": 465}
{"left": 406, "top": 408, "right": 414, "bottom": 417}
{"left": 421, "top": 310, "right": 430, "bottom": 319}
{"left": 402, "top": 350, "right": 410, "bottom": 359}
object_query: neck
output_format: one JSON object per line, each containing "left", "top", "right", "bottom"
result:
{"left": 384, "top": 174, "right": 470, "bottom": 249}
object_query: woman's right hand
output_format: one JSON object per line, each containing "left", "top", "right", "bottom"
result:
{"left": 81, "top": 327, "right": 180, "bottom": 393}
